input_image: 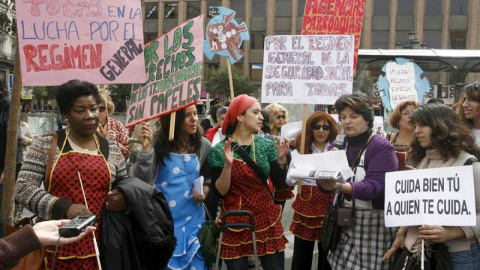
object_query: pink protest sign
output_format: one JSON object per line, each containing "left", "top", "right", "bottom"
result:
{"left": 15, "top": 0, "right": 145, "bottom": 86}
{"left": 125, "top": 16, "right": 204, "bottom": 128}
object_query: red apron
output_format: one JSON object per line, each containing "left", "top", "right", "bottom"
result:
{"left": 218, "top": 159, "right": 287, "bottom": 259}
{"left": 44, "top": 136, "right": 110, "bottom": 270}
{"left": 289, "top": 185, "right": 333, "bottom": 241}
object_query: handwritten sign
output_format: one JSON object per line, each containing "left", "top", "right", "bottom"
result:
{"left": 378, "top": 58, "right": 430, "bottom": 111}
{"left": 301, "top": 0, "right": 366, "bottom": 72}
{"left": 261, "top": 35, "right": 354, "bottom": 105}
{"left": 15, "top": 0, "right": 145, "bottom": 86}
{"left": 385, "top": 166, "right": 477, "bottom": 227}
{"left": 125, "top": 16, "right": 204, "bottom": 128}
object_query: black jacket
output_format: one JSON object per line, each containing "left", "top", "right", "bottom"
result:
{"left": 101, "top": 177, "right": 176, "bottom": 270}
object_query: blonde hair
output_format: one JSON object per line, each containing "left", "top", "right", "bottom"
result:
{"left": 265, "top": 103, "right": 288, "bottom": 131}
{"left": 98, "top": 89, "right": 115, "bottom": 115}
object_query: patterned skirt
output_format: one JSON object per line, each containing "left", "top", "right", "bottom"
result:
{"left": 328, "top": 209, "right": 397, "bottom": 270}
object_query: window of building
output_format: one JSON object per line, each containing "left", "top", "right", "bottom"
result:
{"left": 298, "top": 0, "right": 306, "bottom": 15}
{"left": 252, "top": 0, "right": 266, "bottom": 17}
{"left": 424, "top": 31, "right": 442, "bottom": 48}
{"left": 230, "top": 0, "right": 245, "bottom": 18}
{"left": 372, "top": 31, "right": 389, "bottom": 49}
{"left": 187, "top": 1, "right": 201, "bottom": 18}
{"left": 276, "top": 1, "right": 291, "bottom": 17}
{"left": 250, "top": 64, "right": 263, "bottom": 82}
{"left": 250, "top": 32, "right": 265, "bottom": 49}
{"left": 373, "top": 0, "right": 389, "bottom": 16}
{"left": 145, "top": 2, "right": 158, "bottom": 19}
{"left": 207, "top": 1, "right": 222, "bottom": 17}
{"left": 397, "top": 0, "right": 413, "bottom": 15}
{"left": 144, "top": 33, "right": 158, "bottom": 43}
{"left": 451, "top": 0, "right": 468, "bottom": 15}
{"left": 450, "top": 31, "right": 467, "bottom": 49}
{"left": 425, "top": 0, "right": 442, "bottom": 15}
{"left": 164, "top": 2, "right": 178, "bottom": 19}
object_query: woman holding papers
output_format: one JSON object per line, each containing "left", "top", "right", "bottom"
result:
{"left": 287, "top": 111, "right": 339, "bottom": 270}
{"left": 384, "top": 103, "right": 480, "bottom": 269}
{"left": 135, "top": 105, "right": 212, "bottom": 270}
{"left": 209, "top": 95, "right": 289, "bottom": 270}
{"left": 317, "top": 92, "right": 398, "bottom": 269}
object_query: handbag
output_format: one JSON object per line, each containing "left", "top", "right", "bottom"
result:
{"left": 198, "top": 203, "right": 220, "bottom": 267}
{"left": 393, "top": 243, "right": 453, "bottom": 270}
{"left": 319, "top": 193, "right": 343, "bottom": 252}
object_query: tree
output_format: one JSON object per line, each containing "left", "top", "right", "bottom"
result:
{"left": 106, "top": 83, "right": 132, "bottom": 112}
{"left": 204, "top": 67, "right": 258, "bottom": 97}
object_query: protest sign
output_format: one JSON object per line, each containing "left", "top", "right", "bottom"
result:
{"left": 15, "top": 0, "right": 145, "bottom": 86}
{"left": 378, "top": 58, "right": 430, "bottom": 111}
{"left": 261, "top": 35, "right": 354, "bottom": 105}
{"left": 385, "top": 166, "right": 476, "bottom": 227}
{"left": 125, "top": 16, "right": 204, "bottom": 128}
{"left": 301, "top": 0, "right": 366, "bottom": 72}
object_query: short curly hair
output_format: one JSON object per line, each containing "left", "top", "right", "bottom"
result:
{"left": 334, "top": 92, "right": 374, "bottom": 128}
{"left": 389, "top": 100, "right": 419, "bottom": 129}
{"left": 410, "top": 103, "right": 480, "bottom": 165}
{"left": 56, "top": 80, "right": 101, "bottom": 115}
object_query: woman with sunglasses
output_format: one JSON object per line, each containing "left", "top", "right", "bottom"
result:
{"left": 317, "top": 92, "right": 398, "bottom": 269}
{"left": 384, "top": 103, "right": 480, "bottom": 269}
{"left": 209, "top": 95, "right": 289, "bottom": 270}
{"left": 287, "top": 111, "right": 338, "bottom": 270}
{"left": 265, "top": 103, "right": 295, "bottom": 209}
{"left": 97, "top": 90, "right": 130, "bottom": 160}
{"left": 457, "top": 82, "right": 480, "bottom": 146}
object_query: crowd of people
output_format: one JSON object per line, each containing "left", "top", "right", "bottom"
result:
{"left": 0, "top": 78, "right": 480, "bottom": 270}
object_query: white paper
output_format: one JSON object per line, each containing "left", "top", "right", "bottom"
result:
{"left": 193, "top": 176, "right": 204, "bottom": 196}
{"left": 280, "top": 121, "right": 303, "bottom": 141}
{"left": 288, "top": 150, "right": 354, "bottom": 183}
{"left": 384, "top": 166, "right": 476, "bottom": 227}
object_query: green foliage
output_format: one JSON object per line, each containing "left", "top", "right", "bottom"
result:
{"left": 106, "top": 84, "right": 132, "bottom": 112}
{"left": 204, "top": 67, "right": 257, "bottom": 97}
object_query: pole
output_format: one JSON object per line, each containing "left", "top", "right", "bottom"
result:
{"left": 297, "top": 104, "right": 309, "bottom": 193}
{"left": 226, "top": 58, "right": 235, "bottom": 100}
{"left": 2, "top": 42, "right": 22, "bottom": 227}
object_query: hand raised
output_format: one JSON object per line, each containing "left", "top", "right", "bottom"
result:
{"left": 223, "top": 139, "right": 234, "bottom": 166}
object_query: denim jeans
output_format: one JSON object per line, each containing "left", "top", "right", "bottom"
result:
{"left": 224, "top": 251, "right": 285, "bottom": 270}
{"left": 450, "top": 242, "right": 480, "bottom": 270}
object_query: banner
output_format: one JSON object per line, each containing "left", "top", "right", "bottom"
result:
{"left": 384, "top": 166, "right": 477, "bottom": 227}
{"left": 378, "top": 58, "right": 430, "bottom": 111}
{"left": 301, "top": 0, "right": 366, "bottom": 72}
{"left": 15, "top": 0, "right": 145, "bottom": 86}
{"left": 125, "top": 16, "right": 204, "bottom": 128}
{"left": 261, "top": 35, "right": 354, "bottom": 105}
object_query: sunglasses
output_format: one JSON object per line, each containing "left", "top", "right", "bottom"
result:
{"left": 277, "top": 115, "right": 285, "bottom": 120}
{"left": 98, "top": 106, "right": 106, "bottom": 112}
{"left": 312, "top": 125, "right": 331, "bottom": 131}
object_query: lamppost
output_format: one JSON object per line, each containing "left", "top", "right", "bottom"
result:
{"left": 395, "top": 31, "right": 427, "bottom": 49}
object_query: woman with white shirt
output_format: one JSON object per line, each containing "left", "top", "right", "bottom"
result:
{"left": 287, "top": 111, "right": 339, "bottom": 270}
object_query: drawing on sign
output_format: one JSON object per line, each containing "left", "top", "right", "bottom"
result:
{"left": 203, "top": 7, "right": 249, "bottom": 64}
{"left": 378, "top": 58, "right": 430, "bottom": 111}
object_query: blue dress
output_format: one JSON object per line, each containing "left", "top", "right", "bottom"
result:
{"left": 155, "top": 153, "right": 207, "bottom": 270}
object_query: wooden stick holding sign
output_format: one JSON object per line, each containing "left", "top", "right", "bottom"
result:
{"left": 226, "top": 58, "right": 235, "bottom": 100}
{"left": 296, "top": 104, "right": 309, "bottom": 193}
{"left": 169, "top": 113, "right": 176, "bottom": 141}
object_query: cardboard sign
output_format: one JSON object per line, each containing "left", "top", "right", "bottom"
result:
{"left": 385, "top": 166, "right": 477, "bottom": 227}
{"left": 261, "top": 35, "right": 354, "bottom": 105}
{"left": 125, "top": 16, "right": 204, "bottom": 128}
{"left": 301, "top": 0, "right": 366, "bottom": 72}
{"left": 15, "top": 0, "right": 145, "bottom": 86}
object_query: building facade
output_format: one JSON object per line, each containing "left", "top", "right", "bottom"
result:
{"left": 0, "top": 0, "right": 15, "bottom": 87}
{"left": 144, "top": 0, "right": 480, "bottom": 85}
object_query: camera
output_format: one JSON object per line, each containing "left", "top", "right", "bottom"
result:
{"left": 59, "top": 215, "right": 97, "bottom": 238}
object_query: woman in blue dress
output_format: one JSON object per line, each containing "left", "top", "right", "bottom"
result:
{"left": 134, "top": 105, "right": 212, "bottom": 270}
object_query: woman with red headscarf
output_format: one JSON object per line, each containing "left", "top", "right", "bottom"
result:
{"left": 208, "top": 95, "right": 289, "bottom": 270}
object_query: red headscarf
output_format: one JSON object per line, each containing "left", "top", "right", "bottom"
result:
{"left": 222, "top": 94, "right": 258, "bottom": 135}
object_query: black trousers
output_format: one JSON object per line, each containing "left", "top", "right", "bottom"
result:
{"left": 291, "top": 236, "right": 332, "bottom": 270}
{"left": 225, "top": 251, "right": 285, "bottom": 270}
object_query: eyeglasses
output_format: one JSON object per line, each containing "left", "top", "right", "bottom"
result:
{"left": 312, "top": 125, "right": 331, "bottom": 131}
{"left": 277, "top": 115, "right": 285, "bottom": 120}
{"left": 98, "top": 106, "right": 106, "bottom": 112}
